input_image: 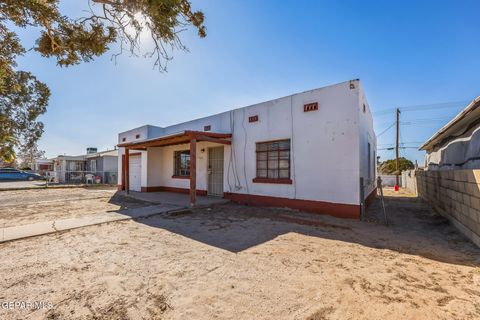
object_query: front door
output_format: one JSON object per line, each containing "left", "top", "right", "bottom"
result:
{"left": 208, "top": 147, "right": 224, "bottom": 197}
{"left": 129, "top": 155, "right": 142, "bottom": 192}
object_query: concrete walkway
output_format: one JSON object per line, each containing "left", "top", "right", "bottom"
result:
{"left": 1, "top": 204, "right": 184, "bottom": 243}
{"left": 120, "top": 191, "right": 229, "bottom": 207}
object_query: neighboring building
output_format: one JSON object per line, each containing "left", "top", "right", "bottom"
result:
{"left": 33, "top": 159, "right": 53, "bottom": 176}
{"left": 46, "top": 148, "right": 118, "bottom": 184}
{"left": 85, "top": 149, "right": 119, "bottom": 184}
{"left": 418, "top": 96, "right": 480, "bottom": 247}
{"left": 420, "top": 96, "right": 480, "bottom": 170}
{"left": 117, "top": 80, "right": 377, "bottom": 219}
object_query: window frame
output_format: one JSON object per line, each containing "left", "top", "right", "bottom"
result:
{"left": 253, "top": 139, "right": 292, "bottom": 184}
{"left": 173, "top": 150, "right": 191, "bottom": 178}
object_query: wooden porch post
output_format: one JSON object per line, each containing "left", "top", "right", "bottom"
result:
{"left": 189, "top": 137, "right": 197, "bottom": 207}
{"left": 125, "top": 148, "right": 130, "bottom": 194}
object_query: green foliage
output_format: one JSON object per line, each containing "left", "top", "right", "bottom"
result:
{"left": 378, "top": 157, "right": 415, "bottom": 175}
{"left": 0, "top": 0, "right": 206, "bottom": 161}
{"left": 17, "top": 143, "right": 46, "bottom": 169}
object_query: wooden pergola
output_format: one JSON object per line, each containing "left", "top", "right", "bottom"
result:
{"left": 117, "top": 130, "right": 232, "bottom": 207}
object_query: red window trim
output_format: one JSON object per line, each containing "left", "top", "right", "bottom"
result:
{"left": 172, "top": 175, "right": 190, "bottom": 179}
{"left": 252, "top": 178, "right": 293, "bottom": 184}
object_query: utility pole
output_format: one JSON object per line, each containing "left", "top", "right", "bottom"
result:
{"left": 395, "top": 108, "right": 401, "bottom": 190}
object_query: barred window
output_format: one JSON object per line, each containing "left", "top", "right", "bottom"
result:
{"left": 174, "top": 150, "right": 190, "bottom": 177}
{"left": 256, "top": 139, "right": 291, "bottom": 179}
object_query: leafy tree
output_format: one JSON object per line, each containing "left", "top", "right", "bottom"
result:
{"left": 17, "top": 142, "right": 46, "bottom": 170}
{"left": 378, "top": 157, "right": 414, "bottom": 175}
{"left": 0, "top": 0, "right": 206, "bottom": 162}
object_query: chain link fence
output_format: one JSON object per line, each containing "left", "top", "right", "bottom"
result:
{"left": 46, "top": 171, "right": 117, "bottom": 185}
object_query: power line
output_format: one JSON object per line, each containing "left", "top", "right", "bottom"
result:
{"left": 373, "top": 100, "right": 468, "bottom": 116}
{"left": 378, "top": 146, "right": 419, "bottom": 150}
{"left": 377, "top": 122, "right": 395, "bottom": 137}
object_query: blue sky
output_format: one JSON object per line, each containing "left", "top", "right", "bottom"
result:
{"left": 14, "top": 0, "right": 480, "bottom": 164}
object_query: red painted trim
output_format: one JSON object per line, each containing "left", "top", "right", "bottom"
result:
{"left": 128, "top": 152, "right": 142, "bottom": 156}
{"left": 224, "top": 192, "right": 360, "bottom": 219}
{"left": 141, "top": 186, "right": 207, "bottom": 196}
{"left": 172, "top": 175, "right": 190, "bottom": 179}
{"left": 252, "top": 178, "right": 293, "bottom": 184}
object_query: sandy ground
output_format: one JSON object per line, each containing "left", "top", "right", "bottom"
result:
{"left": 0, "top": 188, "right": 479, "bottom": 319}
{"left": 0, "top": 187, "right": 149, "bottom": 228}
{"left": 0, "top": 180, "right": 47, "bottom": 189}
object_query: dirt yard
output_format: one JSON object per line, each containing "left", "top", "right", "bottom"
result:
{"left": 0, "top": 188, "right": 479, "bottom": 319}
{"left": 0, "top": 187, "right": 149, "bottom": 228}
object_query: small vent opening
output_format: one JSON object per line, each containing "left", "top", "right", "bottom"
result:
{"left": 303, "top": 102, "right": 318, "bottom": 112}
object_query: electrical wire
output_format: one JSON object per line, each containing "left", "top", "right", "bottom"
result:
{"left": 373, "top": 100, "right": 468, "bottom": 116}
{"left": 377, "top": 122, "right": 396, "bottom": 137}
{"left": 290, "top": 95, "right": 297, "bottom": 199}
{"left": 241, "top": 108, "right": 249, "bottom": 194}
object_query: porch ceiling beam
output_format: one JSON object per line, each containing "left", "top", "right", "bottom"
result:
{"left": 194, "top": 134, "right": 231, "bottom": 145}
{"left": 118, "top": 131, "right": 232, "bottom": 149}
{"left": 186, "top": 131, "right": 232, "bottom": 139}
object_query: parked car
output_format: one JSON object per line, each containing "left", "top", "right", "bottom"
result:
{"left": 0, "top": 168, "right": 44, "bottom": 181}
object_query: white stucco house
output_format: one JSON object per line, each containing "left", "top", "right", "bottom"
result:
{"left": 117, "top": 80, "right": 377, "bottom": 219}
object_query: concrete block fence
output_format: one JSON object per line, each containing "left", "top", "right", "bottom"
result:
{"left": 416, "top": 169, "right": 480, "bottom": 247}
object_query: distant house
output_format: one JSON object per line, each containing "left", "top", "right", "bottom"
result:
{"left": 44, "top": 148, "right": 118, "bottom": 184}
{"left": 33, "top": 159, "right": 53, "bottom": 176}
{"left": 117, "top": 80, "right": 377, "bottom": 219}
{"left": 85, "top": 149, "right": 118, "bottom": 184}
{"left": 420, "top": 96, "right": 480, "bottom": 170}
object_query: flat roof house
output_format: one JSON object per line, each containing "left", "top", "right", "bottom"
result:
{"left": 117, "top": 80, "right": 377, "bottom": 219}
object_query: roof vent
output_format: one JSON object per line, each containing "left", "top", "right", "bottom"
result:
{"left": 304, "top": 102, "right": 318, "bottom": 112}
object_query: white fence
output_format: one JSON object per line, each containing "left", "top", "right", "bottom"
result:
{"left": 378, "top": 175, "right": 402, "bottom": 187}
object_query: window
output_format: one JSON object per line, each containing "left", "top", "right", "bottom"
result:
{"left": 174, "top": 150, "right": 190, "bottom": 177}
{"left": 254, "top": 139, "right": 291, "bottom": 182}
{"left": 135, "top": 134, "right": 140, "bottom": 139}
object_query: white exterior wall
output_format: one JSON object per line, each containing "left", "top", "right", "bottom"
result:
{"left": 117, "top": 80, "right": 376, "bottom": 206}
{"left": 145, "top": 141, "right": 219, "bottom": 191}
{"left": 358, "top": 82, "right": 377, "bottom": 199}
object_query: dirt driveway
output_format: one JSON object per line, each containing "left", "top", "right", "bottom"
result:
{"left": 0, "top": 188, "right": 479, "bottom": 319}
{"left": 0, "top": 180, "right": 47, "bottom": 190}
{"left": 0, "top": 187, "right": 149, "bottom": 228}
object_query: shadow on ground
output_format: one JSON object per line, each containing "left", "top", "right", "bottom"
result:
{"left": 114, "top": 191, "right": 480, "bottom": 267}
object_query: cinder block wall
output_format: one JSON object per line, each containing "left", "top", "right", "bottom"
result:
{"left": 416, "top": 170, "right": 480, "bottom": 247}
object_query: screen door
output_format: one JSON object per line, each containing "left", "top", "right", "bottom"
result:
{"left": 207, "top": 147, "right": 224, "bottom": 197}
